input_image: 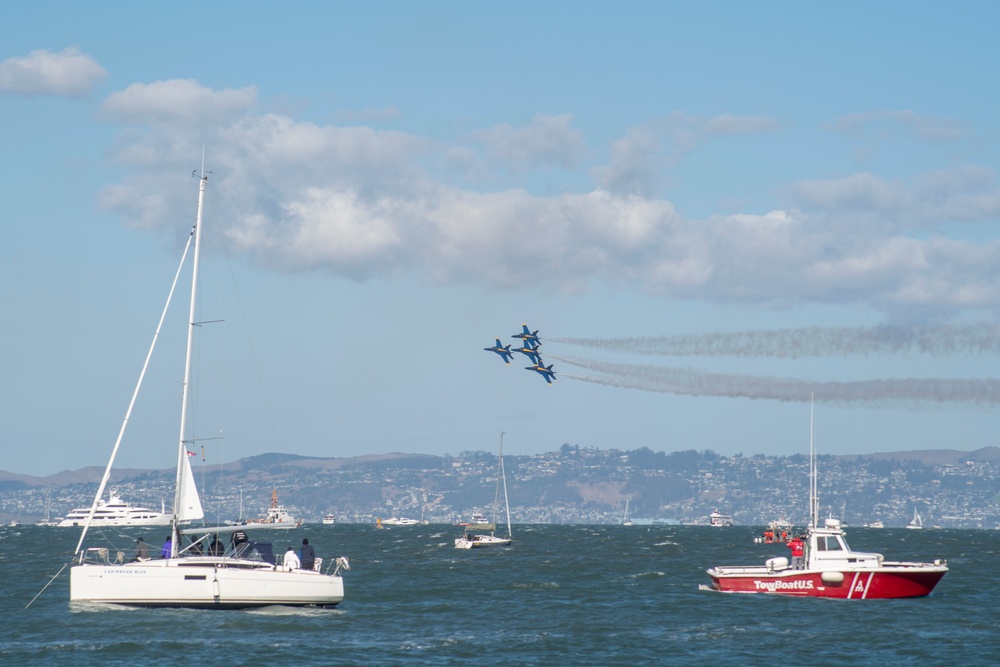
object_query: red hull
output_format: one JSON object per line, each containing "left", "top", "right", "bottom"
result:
{"left": 708, "top": 567, "right": 946, "bottom": 599}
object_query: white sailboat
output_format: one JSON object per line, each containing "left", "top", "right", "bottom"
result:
{"left": 622, "top": 498, "right": 633, "bottom": 526}
{"left": 906, "top": 507, "right": 923, "bottom": 530}
{"left": 69, "top": 166, "right": 349, "bottom": 608}
{"left": 456, "top": 432, "right": 512, "bottom": 549}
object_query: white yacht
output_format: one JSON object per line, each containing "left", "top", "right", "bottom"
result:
{"left": 380, "top": 517, "right": 420, "bottom": 526}
{"left": 708, "top": 509, "right": 734, "bottom": 527}
{"left": 59, "top": 492, "right": 171, "bottom": 527}
{"left": 322, "top": 514, "right": 336, "bottom": 525}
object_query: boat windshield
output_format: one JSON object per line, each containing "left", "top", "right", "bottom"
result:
{"left": 815, "top": 535, "right": 845, "bottom": 551}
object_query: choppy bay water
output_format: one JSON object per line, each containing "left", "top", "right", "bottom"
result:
{"left": 1, "top": 524, "right": 996, "bottom": 666}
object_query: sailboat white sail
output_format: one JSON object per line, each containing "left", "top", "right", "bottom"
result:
{"left": 69, "top": 166, "right": 349, "bottom": 607}
{"left": 456, "top": 432, "right": 513, "bottom": 549}
{"left": 906, "top": 507, "right": 923, "bottom": 530}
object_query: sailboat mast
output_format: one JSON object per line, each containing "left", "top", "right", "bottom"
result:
{"left": 500, "top": 434, "right": 512, "bottom": 539}
{"left": 172, "top": 169, "right": 208, "bottom": 555}
{"left": 491, "top": 432, "right": 503, "bottom": 527}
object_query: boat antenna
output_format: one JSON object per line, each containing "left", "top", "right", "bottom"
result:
{"left": 809, "top": 392, "right": 818, "bottom": 529}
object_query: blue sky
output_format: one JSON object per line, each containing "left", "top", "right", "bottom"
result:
{"left": 3, "top": 3, "right": 1000, "bottom": 476}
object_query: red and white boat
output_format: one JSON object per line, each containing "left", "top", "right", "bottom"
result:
{"left": 706, "top": 516, "right": 947, "bottom": 598}
{"left": 704, "top": 400, "right": 948, "bottom": 599}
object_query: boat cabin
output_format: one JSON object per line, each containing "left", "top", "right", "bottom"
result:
{"left": 806, "top": 519, "right": 883, "bottom": 570}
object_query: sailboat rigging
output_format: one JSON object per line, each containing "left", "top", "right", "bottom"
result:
{"left": 455, "top": 432, "right": 513, "bottom": 549}
{"left": 69, "top": 165, "right": 349, "bottom": 607}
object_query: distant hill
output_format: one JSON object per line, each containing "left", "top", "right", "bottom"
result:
{"left": 2, "top": 447, "right": 998, "bottom": 485}
{"left": 0, "top": 466, "right": 169, "bottom": 488}
{"left": 0, "top": 451, "right": 448, "bottom": 485}
{"left": 858, "top": 447, "right": 1000, "bottom": 465}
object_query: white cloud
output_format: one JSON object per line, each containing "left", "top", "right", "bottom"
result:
{"left": 0, "top": 47, "right": 107, "bottom": 98}
{"left": 101, "top": 79, "right": 257, "bottom": 124}
{"left": 593, "top": 113, "right": 780, "bottom": 196}
{"left": 96, "top": 80, "right": 1000, "bottom": 313}
{"left": 593, "top": 125, "right": 660, "bottom": 197}
{"left": 472, "top": 114, "right": 587, "bottom": 172}
{"left": 789, "top": 168, "right": 1000, "bottom": 229}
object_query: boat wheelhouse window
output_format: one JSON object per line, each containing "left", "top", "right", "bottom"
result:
{"left": 815, "top": 536, "right": 844, "bottom": 552}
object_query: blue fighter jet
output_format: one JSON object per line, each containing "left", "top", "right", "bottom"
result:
{"left": 511, "top": 324, "right": 540, "bottom": 346}
{"left": 525, "top": 359, "right": 556, "bottom": 384}
{"left": 513, "top": 340, "right": 543, "bottom": 365}
{"left": 484, "top": 338, "right": 514, "bottom": 364}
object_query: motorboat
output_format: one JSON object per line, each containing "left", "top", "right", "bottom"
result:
{"left": 322, "top": 514, "right": 336, "bottom": 525}
{"left": 58, "top": 492, "right": 172, "bottom": 527}
{"left": 707, "top": 517, "right": 947, "bottom": 598}
{"left": 69, "top": 166, "right": 349, "bottom": 608}
{"left": 380, "top": 517, "right": 420, "bottom": 526}
{"left": 708, "top": 509, "right": 734, "bottom": 527}
{"left": 455, "top": 512, "right": 489, "bottom": 527}
{"left": 704, "top": 400, "right": 947, "bottom": 599}
{"left": 238, "top": 489, "right": 301, "bottom": 529}
{"left": 456, "top": 432, "right": 513, "bottom": 549}
{"left": 864, "top": 520, "right": 885, "bottom": 529}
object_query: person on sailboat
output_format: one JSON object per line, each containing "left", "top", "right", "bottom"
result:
{"left": 161, "top": 534, "right": 172, "bottom": 558}
{"left": 209, "top": 535, "right": 224, "bottom": 556}
{"left": 300, "top": 538, "right": 315, "bottom": 570}
{"left": 134, "top": 537, "right": 150, "bottom": 562}
{"left": 283, "top": 546, "right": 300, "bottom": 570}
{"left": 231, "top": 529, "right": 249, "bottom": 555}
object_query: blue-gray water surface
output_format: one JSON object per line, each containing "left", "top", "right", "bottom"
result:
{"left": 1, "top": 524, "right": 995, "bottom": 666}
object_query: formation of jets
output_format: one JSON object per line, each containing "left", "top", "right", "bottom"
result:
{"left": 484, "top": 324, "right": 556, "bottom": 384}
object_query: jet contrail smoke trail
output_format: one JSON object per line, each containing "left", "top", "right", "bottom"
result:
{"left": 549, "top": 355, "right": 1000, "bottom": 408}
{"left": 551, "top": 324, "right": 1000, "bottom": 359}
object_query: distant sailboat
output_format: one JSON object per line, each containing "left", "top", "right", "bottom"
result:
{"left": 456, "top": 432, "right": 512, "bottom": 549}
{"left": 623, "top": 498, "right": 633, "bottom": 526}
{"left": 906, "top": 507, "right": 923, "bottom": 530}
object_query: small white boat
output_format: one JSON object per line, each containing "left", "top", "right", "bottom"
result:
{"left": 58, "top": 492, "right": 172, "bottom": 527}
{"left": 864, "top": 520, "right": 885, "bottom": 529}
{"left": 322, "top": 514, "right": 336, "bottom": 525}
{"left": 906, "top": 508, "right": 923, "bottom": 530}
{"left": 380, "top": 517, "right": 420, "bottom": 526}
{"left": 709, "top": 509, "right": 734, "bottom": 527}
{"left": 455, "top": 512, "right": 489, "bottom": 527}
{"left": 622, "top": 498, "right": 633, "bottom": 526}
{"left": 456, "top": 432, "right": 512, "bottom": 549}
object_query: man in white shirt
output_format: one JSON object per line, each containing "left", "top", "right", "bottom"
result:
{"left": 283, "top": 545, "right": 300, "bottom": 570}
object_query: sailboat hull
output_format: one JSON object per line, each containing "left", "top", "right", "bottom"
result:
{"left": 454, "top": 534, "right": 512, "bottom": 549}
{"left": 70, "top": 559, "right": 344, "bottom": 608}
